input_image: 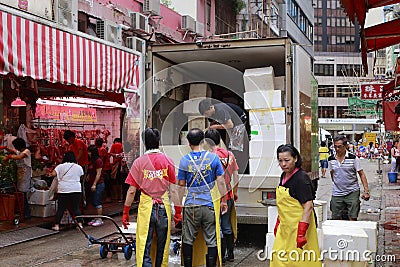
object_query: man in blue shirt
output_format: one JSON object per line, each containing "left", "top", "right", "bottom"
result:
{"left": 177, "top": 128, "right": 228, "bottom": 267}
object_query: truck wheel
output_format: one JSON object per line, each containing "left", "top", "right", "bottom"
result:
{"left": 100, "top": 245, "right": 108, "bottom": 259}
{"left": 123, "top": 245, "right": 133, "bottom": 260}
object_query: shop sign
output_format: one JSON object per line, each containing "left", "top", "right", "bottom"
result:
{"left": 362, "top": 132, "right": 377, "bottom": 146}
{"left": 35, "top": 104, "right": 97, "bottom": 122}
{"left": 360, "top": 84, "right": 383, "bottom": 99}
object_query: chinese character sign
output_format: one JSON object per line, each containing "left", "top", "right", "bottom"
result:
{"left": 360, "top": 84, "right": 383, "bottom": 100}
{"left": 35, "top": 104, "right": 97, "bottom": 122}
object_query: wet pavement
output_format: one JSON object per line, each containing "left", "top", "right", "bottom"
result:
{"left": 0, "top": 159, "right": 399, "bottom": 266}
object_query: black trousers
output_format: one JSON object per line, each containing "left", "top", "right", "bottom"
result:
{"left": 56, "top": 192, "right": 82, "bottom": 224}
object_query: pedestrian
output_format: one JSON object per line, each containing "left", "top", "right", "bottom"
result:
{"left": 205, "top": 129, "right": 239, "bottom": 263}
{"left": 328, "top": 135, "right": 370, "bottom": 221}
{"left": 391, "top": 140, "right": 400, "bottom": 172}
{"left": 109, "top": 137, "right": 124, "bottom": 201}
{"left": 2, "top": 138, "right": 32, "bottom": 219}
{"left": 177, "top": 128, "right": 228, "bottom": 267}
{"left": 319, "top": 141, "right": 329, "bottom": 178}
{"left": 367, "top": 141, "right": 375, "bottom": 160}
{"left": 198, "top": 99, "right": 247, "bottom": 152}
{"left": 86, "top": 145, "right": 105, "bottom": 226}
{"left": 95, "top": 138, "right": 112, "bottom": 203}
{"left": 63, "top": 130, "right": 88, "bottom": 168}
{"left": 271, "top": 144, "right": 321, "bottom": 267}
{"left": 50, "top": 151, "right": 84, "bottom": 231}
{"left": 122, "top": 128, "right": 178, "bottom": 267}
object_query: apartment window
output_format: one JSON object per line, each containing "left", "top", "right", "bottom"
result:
{"left": 336, "top": 85, "right": 359, "bottom": 97}
{"left": 288, "top": 0, "right": 298, "bottom": 23}
{"left": 318, "top": 85, "right": 334, "bottom": 97}
{"left": 376, "top": 49, "right": 386, "bottom": 58}
{"left": 318, "top": 106, "right": 334, "bottom": 118}
{"left": 206, "top": 0, "right": 211, "bottom": 31}
{"left": 337, "top": 64, "right": 365, "bottom": 77}
{"left": 271, "top": 4, "right": 279, "bottom": 28}
{"left": 337, "top": 106, "right": 348, "bottom": 118}
{"left": 314, "top": 64, "right": 334, "bottom": 76}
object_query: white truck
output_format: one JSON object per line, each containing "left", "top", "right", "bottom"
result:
{"left": 142, "top": 38, "right": 319, "bottom": 224}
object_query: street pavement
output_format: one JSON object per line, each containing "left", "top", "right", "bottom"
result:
{"left": 0, "top": 159, "right": 399, "bottom": 266}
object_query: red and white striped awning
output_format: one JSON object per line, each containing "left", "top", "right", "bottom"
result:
{"left": 0, "top": 10, "right": 140, "bottom": 94}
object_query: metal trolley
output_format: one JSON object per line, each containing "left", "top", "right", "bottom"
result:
{"left": 75, "top": 215, "right": 136, "bottom": 260}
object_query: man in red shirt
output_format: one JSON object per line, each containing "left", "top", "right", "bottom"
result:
{"left": 95, "top": 138, "right": 112, "bottom": 203}
{"left": 205, "top": 129, "right": 239, "bottom": 263}
{"left": 109, "top": 138, "right": 124, "bottom": 201}
{"left": 63, "top": 130, "right": 88, "bottom": 167}
{"left": 122, "top": 128, "right": 178, "bottom": 267}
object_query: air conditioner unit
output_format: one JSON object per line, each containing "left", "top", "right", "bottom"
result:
{"left": 54, "top": 0, "right": 78, "bottom": 30}
{"left": 143, "top": 0, "right": 160, "bottom": 16}
{"left": 126, "top": 37, "right": 146, "bottom": 53}
{"left": 130, "top": 12, "right": 150, "bottom": 34}
{"left": 196, "top": 22, "right": 204, "bottom": 36}
{"left": 96, "top": 20, "right": 122, "bottom": 45}
{"left": 181, "top": 15, "right": 196, "bottom": 32}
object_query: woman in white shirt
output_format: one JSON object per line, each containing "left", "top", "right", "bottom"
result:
{"left": 50, "top": 151, "right": 84, "bottom": 231}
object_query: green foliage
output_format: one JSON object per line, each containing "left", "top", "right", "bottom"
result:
{"left": 0, "top": 153, "right": 17, "bottom": 185}
{"left": 31, "top": 158, "right": 45, "bottom": 171}
{"left": 161, "top": 0, "right": 173, "bottom": 8}
{"left": 231, "top": 0, "right": 246, "bottom": 13}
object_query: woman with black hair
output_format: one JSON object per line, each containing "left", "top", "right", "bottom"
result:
{"left": 87, "top": 145, "right": 105, "bottom": 226}
{"left": 270, "top": 144, "right": 321, "bottom": 267}
{"left": 50, "top": 151, "right": 84, "bottom": 231}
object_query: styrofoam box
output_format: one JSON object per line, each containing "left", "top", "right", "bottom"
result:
{"left": 322, "top": 220, "right": 377, "bottom": 253}
{"left": 313, "top": 200, "right": 328, "bottom": 226}
{"left": 249, "top": 108, "right": 286, "bottom": 125}
{"left": 244, "top": 91, "right": 282, "bottom": 110}
{"left": 249, "top": 140, "right": 284, "bottom": 158}
{"left": 183, "top": 97, "right": 204, "bottom": 115}
{"left": 250, "top": 124, "right": 286, "bottom": 142}
{"left": 31, "top": 202, "right": 56, "bottom": 217}
{"left": 188, "top": 115, "right": 206, "bottom": 130}
{"left": 323, "top": 260, "right": 370, "bottom": 267}
{"left": 249, "top": 157, "right": 281, "bottom": 176}
{"left": 28, "top": 189, "right": 51, "bottom": 205}
{"left": 243, "top": 66, "right": 275, "bottom": 92}
{"left": 120, "top": 222, "right": 137, "bottom": 234}
{"left": 267, "top": 206, "right": 278, "bottom": 233}
{"left": 189, "top": 83, "right": 212, "bottom": 98}
{"left": 322, "top": 225, "right": 368, "bottom": 261}
{"left": 274, "top": 76, "right": 285, "bottom": 91}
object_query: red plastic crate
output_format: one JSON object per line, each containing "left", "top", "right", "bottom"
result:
{"left": 0, "top": 194, "right": 16, "bottom": 222}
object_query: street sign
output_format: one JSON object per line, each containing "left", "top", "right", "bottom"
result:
{"left": 360, "top": 84, "right": 383, "bottom": 99}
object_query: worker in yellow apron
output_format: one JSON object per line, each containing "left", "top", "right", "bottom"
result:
{"left": 177, "top": 128, "right": 228, "bottom": 267}
{"left": 122, "top": 128, "right": 178, "bottom": 267}
{"left": 271, "top": 144, "right": 321, "bottom": 267}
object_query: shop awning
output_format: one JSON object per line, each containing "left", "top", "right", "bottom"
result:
{"left": 0, "top": 9, "right": 140, "bottom": 96}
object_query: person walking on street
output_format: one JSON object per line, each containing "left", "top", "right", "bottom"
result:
{"left": 271, "top": 144, "right": 321, "bottom": 267}
{"left": 319, "top": 141, "right": 329, "bottom": 178}
{"left": 328, "top": 135, "right": 370, "bottom": 220}
{"left": 122, "top": 128, "right": 178, "bottom": 267}
{"left": 391, "top": 140, "right": 400, "bottom": 172}
{"left": 205, "top": 129, "right": 238, "bottom": 263}
{"left": 177, "top": 128, "right": 228, "bottom": 267}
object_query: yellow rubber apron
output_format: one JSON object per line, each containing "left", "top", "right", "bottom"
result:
{"left": 181, "top": 184, "right": 223, "bottom": 267}
{"left": 270, "top": 186, "right": 321, "bottom": 267}
{"left": 136, "top": 192, "right": 171, "bottom": 267}
{"left": 230, "top": 202, "right": 238, "bottom": 242}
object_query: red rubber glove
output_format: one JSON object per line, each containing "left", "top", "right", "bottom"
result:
{"left": 0, "top": 146, "right": 7, "bottom": 150}
{"left": 274, "top": 217, "right": 280, "bottom": 236}
{"left": 296, "top": 222, "right": 309, "bottom": 249}
{"left": 122, "top": 205, "right": 130, "bottom": 229}
{"left": 174, "top": 206, "right": 182, "bottom": 229}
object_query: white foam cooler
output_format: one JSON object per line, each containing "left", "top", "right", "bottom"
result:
{"left": 249, "top": 108, "right": 286, "bottom": 125}
{"left": 183, "top": 97, "right": 205, "bottom": 115}
{"left": 243, "top": 66, "right": 275, "bottom": 92}
{"left": 249, "top": 157, "right": 281, "bottom": 176}
{"left": 267, "top": 206, "right": 278, "bottom": 233}
{"left": 244, "top": 90, "right": 282, "bottom": 110}
{"left": 249, "top": 140, "right": 284, "bottom": 158}
{"left": 28, "top": 189, "right": 51, "bottom": 205}
{"left": 30, "top": 201, "right": 57, "bottom": 217}
{"left": 250, "top": 124, "right": 286, "bottom": 142}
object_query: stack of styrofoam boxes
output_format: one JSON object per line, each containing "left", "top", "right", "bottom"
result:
{"left": 183, "top": 83, "right": 211, "bottom": 130}
{"left": 314, "top": 200, "right": 329, "bottom": 227}
{"left": 322, "top": 220, "right": 377, "bottom": 266}
{"left": 28, "top": 187, "right": 56, "bottom": 217}
{"left": 243, "top": 66, "right": 286, "bottom": 177}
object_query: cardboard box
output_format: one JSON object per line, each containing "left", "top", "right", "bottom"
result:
{"left": 248, "top": 157, "right": 281, "bottom": 176}
{"left": 244, "top": 90, "right": 282, "bottom": 110}
{"left": 188, "top": 115, "right": 206, "bottom": 130}
{"left": 249, "top": 108, "right": 286, "bottom": 125}
{"left": 243, "top": 66, "right": 275, "bottom": 92}
{"left": 322, "top": 220, "right": 377, "bottom": 253}
{"left": 189, "top": 83, "right": 212, "bottom": 98}
{"left": 249, "top": 140, "right": 284, "bottom": 158}
{"left": 250, "top": 124, "right": 286, "bottom": 142}
{"left": 31, "top": 202, "right": 56, "bottom": 217}
{"left": 274, "top": 76, "right": 285, "bottom": 90}
{"left": 322, "top": 225, "right": 368, "bottom": 261}
{"left": 28, "top": 189, "right": 50, "bottom": 205}
{"left": 183, "top": 97, "right": 204, "bottom": 115}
